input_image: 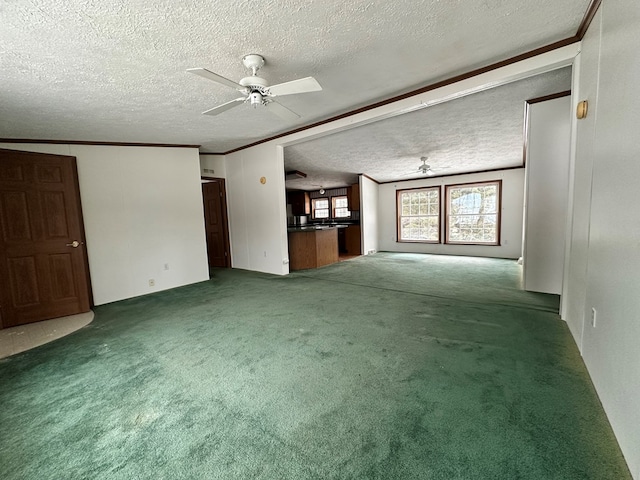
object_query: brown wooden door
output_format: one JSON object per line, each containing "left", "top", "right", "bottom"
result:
{"left": 202, "top": 179, "right": 231, "bottom": 268}
{"left": 0, "top": 149, "right": 92, "bottom": 329}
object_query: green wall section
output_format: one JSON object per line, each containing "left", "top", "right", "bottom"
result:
{"left": 0, "top": 254, "right": 630, "bottom": 479}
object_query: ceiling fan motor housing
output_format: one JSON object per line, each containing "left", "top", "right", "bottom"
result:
{"left": 239, "top": 76, "right": 268, "bottom": 89}
{"left": 240, "top": 76, "right": 270, "bottom": 107}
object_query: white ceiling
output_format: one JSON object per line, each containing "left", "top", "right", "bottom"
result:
{"left": 2, "top": 1, "right": 586, "bottom": 186}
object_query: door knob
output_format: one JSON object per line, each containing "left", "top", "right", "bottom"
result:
{"left": 66, "top": 240, "right": 81, "bottom": 248}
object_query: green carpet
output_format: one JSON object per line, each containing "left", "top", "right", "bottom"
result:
{"left": 0, "top": 253, "right": 630, "bottom": 479}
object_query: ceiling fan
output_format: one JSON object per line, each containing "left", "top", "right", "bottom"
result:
{"left": 187, "top": 54, "right": 322, "bottom": 121}
{"left": 417, "top": 156, "right": 435, "bottom": 176}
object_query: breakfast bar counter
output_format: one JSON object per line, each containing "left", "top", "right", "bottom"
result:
{"left": 287, "top": 226, "right": 339, "bottom": 271}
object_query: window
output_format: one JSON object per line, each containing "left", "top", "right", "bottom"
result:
{"left": 312, "top": 198, "right": 329, "bottom": 219}
{"left": 332, "top": 196, "right": 350, "bottom": 218}
{"left": 397, "top": 187, "right": 440, "bottom": 242}
{"left": 446, "top": 181, "right": 501, "bottom": 245}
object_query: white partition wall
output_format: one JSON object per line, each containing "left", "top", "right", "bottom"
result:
{"left": 522, "top": 96, "right": 571, "bottom": 294}
{"left": 563, "top": 0, "right": 640, "bottom": 476}
{"left": 360, "top": 175, "right": 379, "bottom": 255}
{"left": 224, "top": 144, "right": 289, "bottom": 275}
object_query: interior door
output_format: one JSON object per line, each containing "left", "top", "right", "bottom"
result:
{"left": 202, "top": 179, "right": 231, "bottom": 268}
{"left": 0, "top": 148, "right": 92, "bottom": 328}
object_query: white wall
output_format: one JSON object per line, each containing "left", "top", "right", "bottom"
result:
{"left": 225, "top": 144, "right": 289, "bottom": 275}
{"left": 563, "top": 0, "right": 640, "bottom": 477}
{"left": 360, "top": 175, "right": 379, "bottom": 255}
{"left": 563, "top": 12, "right": 601, "bottom": 347}
{"left": 200, "top": 154, "right": 226, "bottom": 178}
{"left": 0, "top": 143, "right": 209, "bottom": 305}
{"left": 377, "top": 169, "right": 524, "bottom": 259}
{"left": 522, "top": 96, "right": 571, "bottom": 294}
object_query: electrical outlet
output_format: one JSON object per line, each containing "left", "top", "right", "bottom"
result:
{"left": 591, "top": 307, "right": 597, "bottom": 327}
{"left": 264, "top": 251, "right": 267, "bottom": 257}
{"left": 164, "top": 263, "right": 169, "bottom": 270}
{"left": 149, "top": 279, "right": 155, "bottom": 287}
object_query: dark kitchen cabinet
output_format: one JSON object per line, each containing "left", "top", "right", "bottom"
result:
{"left": 288, "top": 191, "right": 310, "bottom": 215}
{"left": 345, "top": 225, "right": 361, "bottom": 255}
{"left": 348, "top": 183, "right": 360, "bottom": 211}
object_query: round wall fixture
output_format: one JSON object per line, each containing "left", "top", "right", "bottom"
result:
{"left": 260, "top": 176, "right": 267, "bottom": 184}
{"left": 576, "top": 100, "right": 588, "bottom": 119}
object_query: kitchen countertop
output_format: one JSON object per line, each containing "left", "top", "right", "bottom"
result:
{"left": 287, "top": 224, "right": 352, "bottom": 232}
{"left": 287, "top": 222, "right": 358, "bottom": 232}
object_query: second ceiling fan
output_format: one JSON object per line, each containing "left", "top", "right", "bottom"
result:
{"left": 188, "top": 54, "right": 322, "bottom": 121}
{"left": 417, "top": 157, "right": 435, "bottom": 176}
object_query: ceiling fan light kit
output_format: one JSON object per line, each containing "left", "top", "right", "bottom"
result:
{"left": 249, "top": 91, "right": 263, "bottom": 107}
{"left": 188, "top": 54, "right": 322, "bottom": 121}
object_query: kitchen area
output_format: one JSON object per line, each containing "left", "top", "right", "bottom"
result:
{"left": 286, "top": 182, "right": 361, "bottom": 271}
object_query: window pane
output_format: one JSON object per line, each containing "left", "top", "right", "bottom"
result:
{"left": 331, "top": 196, "right": 350, "bottom": 218}
{"left": 446, "top": 182, "right": 500, "bottom": 244}
{"left": 313, "top": 198, "right": 330, "bottom": 219}
{"left": 335, "top": 207, "right": 350, "bottom": 218}
{"left": 398, "top": 188, "right": 440, "bottom": 242}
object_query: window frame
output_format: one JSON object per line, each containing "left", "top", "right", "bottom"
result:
{"left": 396, "top": 186, "right": 441, "bottom": 244}
{"left": 311, "top": 197, "right": 330, "bottom": 219}
{"left": 445, "top": 180, "right": 501, "bottom": 246}
{"left": 331, "top": 195, "right": 350, "bottom": 218}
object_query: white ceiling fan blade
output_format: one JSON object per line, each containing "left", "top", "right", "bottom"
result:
{"left": 187, "top": 68, "right": 246, "bottom": 92}
{"left": 268, "top": 77, "right": 322, "bottom": 96}
{"left": 202, "top": 97, "right": 246, "bottom": 116}
{"left": 267, "top": 101, "right": 300, "bottom": 122}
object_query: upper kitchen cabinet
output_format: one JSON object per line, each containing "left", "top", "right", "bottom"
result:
{"left": 287, "top": 190, "right": 310, "bottom": 215}
{"left": 348, "top": 183, "right": 360, "bottom": 211}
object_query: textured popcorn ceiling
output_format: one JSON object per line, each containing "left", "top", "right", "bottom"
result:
{"left": 285, "top": 67, "right": 572, "bottom": 189}
{"left": 0, "top": 0, "right": 589, "bottom": 146}
{"left": 1, "top": 0, "right": 588, "bottom": 158}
